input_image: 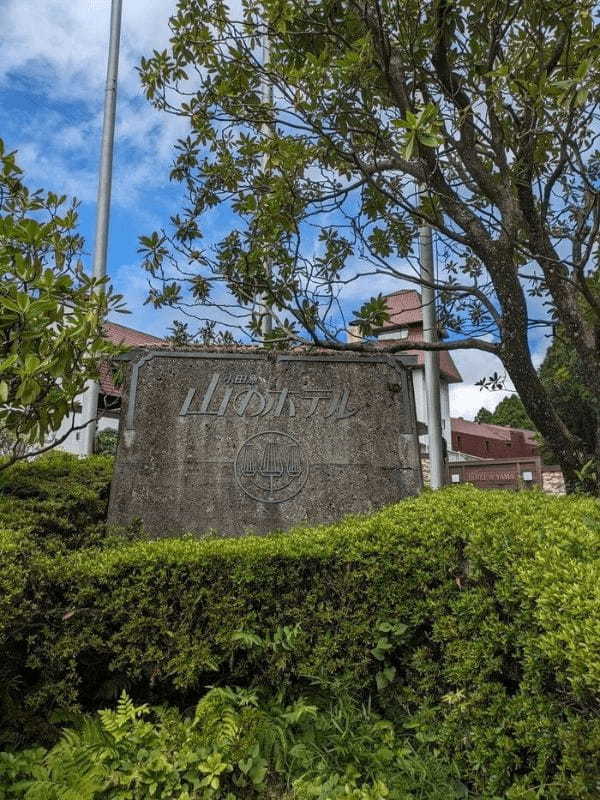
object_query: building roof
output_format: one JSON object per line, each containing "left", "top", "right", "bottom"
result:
{"left": 411, "top": 346, "right": 462, "bottom": 384}
{"left": 374, "top": 328, "right": 462, "bottom": 383}
{"left": 104, "top": 321, "right": 165, "bottom": 348}
{"left": 100, "top": 321, "right": 164, "bottom": 397}
{"left": 364, "top": 290, "right": 461, "bottom": 383}
{"left": 451, "top": 417, "right": 537, "bottom": 442}
{"left": 452, "top": 417, "right": 512, "bottom": 441}
{"left": 377, "top": 289, "right": 425, "bottom": 329}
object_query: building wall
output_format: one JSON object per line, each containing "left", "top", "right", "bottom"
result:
{"left": 422, "top": 455, "right": 566, "bottom": 495}
{"left": 451, "top": 428, "right": 537, "bottom": 460}
{"left": 412, "top": 370, "right": 451, "bottom": 452}
{"left": 52, "top": 399, "right": 119, "bottom": 457}
{"left": 54, "top": 413, "right": 118, "bottom": 457}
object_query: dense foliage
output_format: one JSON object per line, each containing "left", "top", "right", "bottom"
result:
{"left": 0, "top": 451, "right": 114, "bottom": 553}
{"left": 474, "top": 396, "right": 533, "bottom": 430}
{"left": 0, "top": 689, "right": 467, "bottom": 799}
{"left": 0, "top": 139, "right": 125, "bottom": 469}
{"left": 1, "top": 456, "right": 600, "bottom": 797}
{"left": 538, "top": 334, "right": 598, "bottom": 469}
{"left": 95, "top": 428, "right": 119, "bottom": 457}
{"left": 137, "top": 0, "right": 600, "bottom": 489}
{"left": 475, "top": 336, "right": 597, "bottom": 472}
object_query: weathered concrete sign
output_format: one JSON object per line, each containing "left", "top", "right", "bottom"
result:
{"left": 108, "top": 349, "right": 422, "bottom": 537}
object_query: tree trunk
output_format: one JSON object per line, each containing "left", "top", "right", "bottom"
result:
{"left": 499, "top": 339, "right": 596, "bottom": 494}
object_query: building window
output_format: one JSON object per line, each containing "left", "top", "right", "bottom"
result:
{"left": 378, "top": 328, "right": 409, "bottom": 341}
{"left": 485, "top": 440, "right": 490, "bottom": 453}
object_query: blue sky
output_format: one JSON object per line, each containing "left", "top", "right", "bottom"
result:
{"left": 1, "top": 0, "right": 543, "bottom": 418}
{"left": 0, "top": 0, "right": 189, "bottom": 335}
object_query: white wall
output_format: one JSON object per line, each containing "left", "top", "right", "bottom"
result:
{"left": 412, "top": 369, "right": 451, "bottom": 452}
{"left": 52, "top": 399, "right": 119, "bottom": 457}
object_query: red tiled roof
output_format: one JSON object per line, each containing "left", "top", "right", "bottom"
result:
{"left": 451, "top": 417, "right": 512, "bottom": 440}
{"left": 413, "top": 347, "right": 462, "bottom": 384}
{"left": 104, "top": 321, "right": 165, "bottom": 348}
{"left": 374, "top": 327, "right": 462, "bottom": 383}
{"left": 100, "top": 321, "right": 164, "bottom": 397}
{"left": 378, "top": 290, "right": 424, "bottom": 328}
{"left": 451, "top": 417, "right": 536, "bottom": 441}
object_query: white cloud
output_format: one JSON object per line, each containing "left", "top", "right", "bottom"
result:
{"left": 0, "top": 0, "right": 188, "bottom": 213}
{"left": 449, "top": 337, "right": 551, "bottom": 420}
{"left": 449, "top": 347, "right": 511, "bottom": 420}
{"left": 450, "top": 383, "right": 514, "bottom": 420}
{"left": 0, "top": 0, "right": 174, "bottom": 100}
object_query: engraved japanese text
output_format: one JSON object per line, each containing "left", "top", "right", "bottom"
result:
{"left": 179, "top": 373, "right": 358, "bottom": 421}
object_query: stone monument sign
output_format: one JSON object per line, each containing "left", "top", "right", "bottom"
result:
{"left": 108, "top": 348, "right": 422, "bottom": 537}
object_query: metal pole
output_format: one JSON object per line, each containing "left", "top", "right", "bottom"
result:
{"left": 259, "top": 28, "right": 273, "bottom": 339}
{"left": 418, "top": 188, "right": 445, "bottom": 489}
{"left": 82, "top": 0, "right": 124, "bottom": 455}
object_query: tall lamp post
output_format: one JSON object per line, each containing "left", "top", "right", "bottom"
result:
{"left": 82, "top": 0, "right": 124, "bottom": 455}
{"left": 259, "top": 26, "right": 273, "bottom": 339}
{"left": 418, "top": 188, "right": 445, "bottom": 489}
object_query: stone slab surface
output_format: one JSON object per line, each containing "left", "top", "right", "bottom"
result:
{"left": 107, "top": 350, "right": 422, "bottom": 537}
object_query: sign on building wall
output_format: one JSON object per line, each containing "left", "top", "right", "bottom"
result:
{"left": 449, "top": 458, "right": 541, "bottom": 490}
{"left": 108, "top": 349, "right": 422, "bottom": 537}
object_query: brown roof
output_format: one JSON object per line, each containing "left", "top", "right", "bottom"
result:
{"left": 100, "top": 321, "right": 164, "bottom": 397}
{"left": 451, "top": 417, "right": 536, "bottom": 440}
{"left": 377, "top": 290, "right": 424, "bottom": 329}
{"left": 365, "top": 290, "right": 462, "bottom": 383}
{"left": 412, "top": 347, "right": 462, "bottom": 384}
{"left": 104, "top": 321, "right": 165, "bottom": 348}
{"left": 451, "top": 417, "right": 512, "bottom": 441}
{"left": 374, "top": 327, "right": 462, "bottom": 383}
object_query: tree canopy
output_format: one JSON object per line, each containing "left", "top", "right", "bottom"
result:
{"left": 538, "top": 331, "right": 598, "bottom": 461}
{"left": 0, "top": 139, "right": 125, "bottom": 468}
{"left": 475, "top": 395, "right": 533, "bottom": 430}
{"left": 138, "top": 0, "right": 600, "bottom": 490}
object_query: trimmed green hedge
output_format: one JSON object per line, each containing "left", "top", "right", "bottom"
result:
{"left": 1, "top": 455, "right": 600, "bottom": 796}
{"left": 0, "top": 451, "right": 114, "bottom": 553}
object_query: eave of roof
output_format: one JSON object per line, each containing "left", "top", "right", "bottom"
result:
{"left": 451, "top": 417, "right": 537, "bottom": 440}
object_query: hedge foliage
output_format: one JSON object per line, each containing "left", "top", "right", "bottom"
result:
{"left": 1, "top": 455, "right": 600, "bottom": 797}
{"left": 0, "top": 451, "right": 114, "bottom": 553}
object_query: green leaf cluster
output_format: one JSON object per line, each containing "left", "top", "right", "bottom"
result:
{"left": 474, "top": 395, "right": 534, "bottom": 431}
{"left": 0, "top": 686, "right": 466, "bottom": 800}
{"left": 0, "top": 139, "right": 126, "bottom": 463}
{"left": 391, "top": 106, "right": 444, "bottom": 159}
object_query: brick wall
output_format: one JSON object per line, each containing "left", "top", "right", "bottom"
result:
{"left": 421, "top": 456, "right": 430, "bottom": 487}
{"left": 451, "top": 428, "right": 538, "bottom": 460}
{"left": 420, "top": 456, "right": 566, "bottom": 495}
{"left": 541, "top": 468, "right": 566, "bottom": 495}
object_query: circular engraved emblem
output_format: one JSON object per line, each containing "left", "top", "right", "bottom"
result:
{"left": 234, "top": 430, "right": 309, "bottom": 504}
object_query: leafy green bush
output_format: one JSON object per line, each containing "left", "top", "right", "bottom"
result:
{"left": 2, "top": 464, "right": 600, "bottom": 797}
{"left": 95, "top": 428, "right": 119, "bottom": 457}
{"left": 0, "top": 451, "right": 113, "bottom": 552}
{"left": 0, "top": 688, "right": 467, "bottom": 799}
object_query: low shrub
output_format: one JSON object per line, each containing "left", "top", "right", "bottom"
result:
{"left": 0, "top": 688, "right": 468, "bottom": 799}
{"left": 1, "top": 456, "right": 600, "bottom": 797}
{"left": 95, "top": 428, "right": 119, "bottom": 457}
{"left": 0, "top": 451, "right": 114, "bottom": 552}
